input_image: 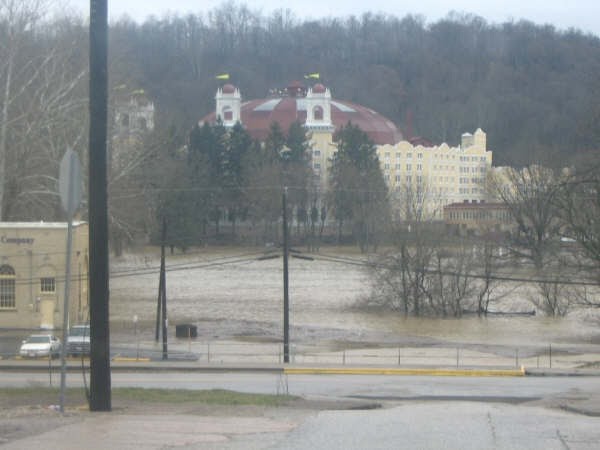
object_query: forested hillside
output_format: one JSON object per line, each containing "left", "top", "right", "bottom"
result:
{"left": 2, "top": 1, "right": 600, "bottom": 237}
{"left": 108, "top": 4, "right": 600, "bottom": 166}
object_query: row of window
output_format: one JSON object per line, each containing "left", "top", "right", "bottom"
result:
{"left": 458, "top": 187, "right": 481, "bottom": 194}
{"left": 383, "top": 163, "right": 425, "bottom": 171}
{"left": 316, "top": 150, "right": 487, "bottom": 163}
{"left": 316, "top": 157, "right": 486, "bottom": 174}
{"left": 0, "top": 265, "right": 55, "bottom": 309}
{"left": 385, "top": 175, "right": 424, "bottom": 183}
{"left": 384, "top": 152, "right": 425, "bottom": 160}
{"left": 385, "top": 153, "right": 468, "bottom": 161}
{"left": 447, "top": 210, "right": 511, "bottom": 221}
{"left": 460, "top": 156, "right": 487, "bottom": 162}
{"left": 459, "top": 177, "right": 486, "bottom": 184}
{"left": 460, "top": 166, "right": 487, "bottom": 173}
{"left": 384, "top": 152, "right": 484, "bottom": 161}
{"left": 432, "top": 176, "right": 455, "bottom": 183}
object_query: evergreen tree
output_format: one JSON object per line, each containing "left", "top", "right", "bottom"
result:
{"left": 223, "top": 122, "right": 253, "bottom": 236}
{"left": 189, "top": 121, "right": 227, "bottom": 236}
{"left": 329, "top": 122, "right": 389, "bottom": 252}
{"left": 285, "top": 121, "right": 312, "bottom": 237}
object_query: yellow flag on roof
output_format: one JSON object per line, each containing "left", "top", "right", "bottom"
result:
{"left": 215, "top": 73, "right": 230, "bottom": 80}
{"left": 304, "top": 73, "right": 320, "bottom": 80}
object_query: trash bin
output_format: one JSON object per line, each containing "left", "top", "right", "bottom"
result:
{"left": 175, "top": 324, "right": 197, "bottom": 338}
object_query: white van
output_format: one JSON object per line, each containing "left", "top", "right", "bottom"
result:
{"left": 67, "top": 324, "right": 90, "bottom": 356}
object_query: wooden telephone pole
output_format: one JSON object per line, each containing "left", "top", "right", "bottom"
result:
{"left": 155, "top": 218, "right": 168, "bottom": 360}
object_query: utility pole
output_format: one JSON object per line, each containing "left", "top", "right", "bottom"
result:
{"left": 88, "top": 0, "right": 111, "bottom": 412}
{"left": 155, "top": 218, "right": 168, "bottom": 358}
{"left": 282, "top": 187, "right": 290, "bottom": 363}
{"left": 155, "top": 232, "right": 164, "bottom": 342}
{"left": 161, "top": 218, "right": 168, "bottom": 360}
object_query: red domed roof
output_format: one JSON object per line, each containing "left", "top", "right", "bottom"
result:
{"left": 312, "top": 83, "right": 326, "bottom": 93}
{"left": 202, "top": 93, "right": 403, "bottom": 145}
{"left": 221, "top": 84, "right": 236, "bottom": 94}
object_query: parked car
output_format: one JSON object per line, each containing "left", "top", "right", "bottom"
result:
{"left": 67, "top": 324, "right": 90, "bottom": 356}
{"left": 19, "top": 334, "right": 61, "bottom": 359}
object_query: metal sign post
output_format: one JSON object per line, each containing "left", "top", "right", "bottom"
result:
{"left": 58, "top": 148, "right": 82, "bottom": 413}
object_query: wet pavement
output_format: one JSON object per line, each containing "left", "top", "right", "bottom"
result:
{"left": 1, "top": 398, "right": 600, "bottom": 449}
{"left": 2, "top": 356, "right": 600, "bottom": 449}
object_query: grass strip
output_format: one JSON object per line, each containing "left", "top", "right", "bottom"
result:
{"left": 113, "top": 388, "right": 296, "bottom": 406}
{"left": 0, "top": 387, "right": 296, "bottom": 408}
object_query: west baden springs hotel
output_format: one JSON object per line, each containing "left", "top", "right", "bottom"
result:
{"left": 202, "top": 81, "right": 493, "bottom": 220}
{"left": 1, "top": 81, "right": 492, "bottom": 330}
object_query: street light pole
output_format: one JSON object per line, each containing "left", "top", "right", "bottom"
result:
{"left": 282, "top": 186, "right": 290, "bottom": 363}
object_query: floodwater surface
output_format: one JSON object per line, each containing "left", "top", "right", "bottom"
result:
{"left": 109, "top": 249, "right": 600, "bottom": 350}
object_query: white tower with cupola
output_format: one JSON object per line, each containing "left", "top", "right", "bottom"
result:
{"left": 215, "top": 84, "right": 241, "bottom": 127}
{"left": 305, "top": 83, "right": 334, "bottom": 132}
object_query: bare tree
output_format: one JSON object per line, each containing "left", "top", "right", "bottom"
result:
{"left": 1, "top": 0, "right": 46, "bottom": 218}
{"left": 529, "top": 259, "right": 575, "bottom": 317}
{"left": 487, "top": 165, "right": 562, "bottom": 270}
{"left": 555, "top": 163, "right": 600, "bottom": 283}
{"left": 474, "top": 237, "right": 500, "bottom": 315}
{"left": 0, "top": 1, "right": 87, "bottom": 220}
{"left": 368, "top": 181, "right": 449, "bottom": 316}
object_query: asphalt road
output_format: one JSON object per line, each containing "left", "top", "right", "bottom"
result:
{"left": 2, "top": 370, "right": 600, "bottom": 449}
{"left": 0, "top": 371, "right": 600, "bottom": 401}
{"left": 2, "top": 370, "right": 600, "bottom": 404}
{"left": 268, "top": 402, "right": 600, "bottom": 450}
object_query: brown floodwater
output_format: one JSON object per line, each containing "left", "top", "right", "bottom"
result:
{"left": 109, "top": 249, "right": 600, "bottom": 350}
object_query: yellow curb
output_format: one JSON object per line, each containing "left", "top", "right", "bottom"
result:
{"left": 284, "top": 367, "right": 526, "bottom": 377}
{"left": 112, "top": 357, "right": 151, "bottom": 362}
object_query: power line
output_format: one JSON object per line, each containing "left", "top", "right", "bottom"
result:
{"left": 309, "top": 252, "right": 600, "bottom": 287}
{"left": 6, "top": 247, "right": 599, "bottom": 288}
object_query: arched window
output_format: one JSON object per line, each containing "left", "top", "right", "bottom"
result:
{"left": 137, "top": 117, "right": 147, "bottom": 130}
{"left": 120, "top": 113, "right": 130, "bottom": 127}
{"left": 222, "top": 106, "right": 233, "bottom": 121}
{"left": 0, "top": 265, "right": 16, "bottom": 309}
{"left": 313, "top": 106, "right": 323, "bottom": 121}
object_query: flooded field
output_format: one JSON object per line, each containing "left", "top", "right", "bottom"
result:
{"left": 109, "top": 248, "right": 600, "bottom": 351}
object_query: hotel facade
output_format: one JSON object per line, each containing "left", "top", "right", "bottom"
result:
{"left": 202, "top": 82, "right": 493, "bottom": 221}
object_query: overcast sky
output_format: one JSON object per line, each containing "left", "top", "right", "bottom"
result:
{"left": 66, "top": 1, "right": 600, "bottom": 37}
